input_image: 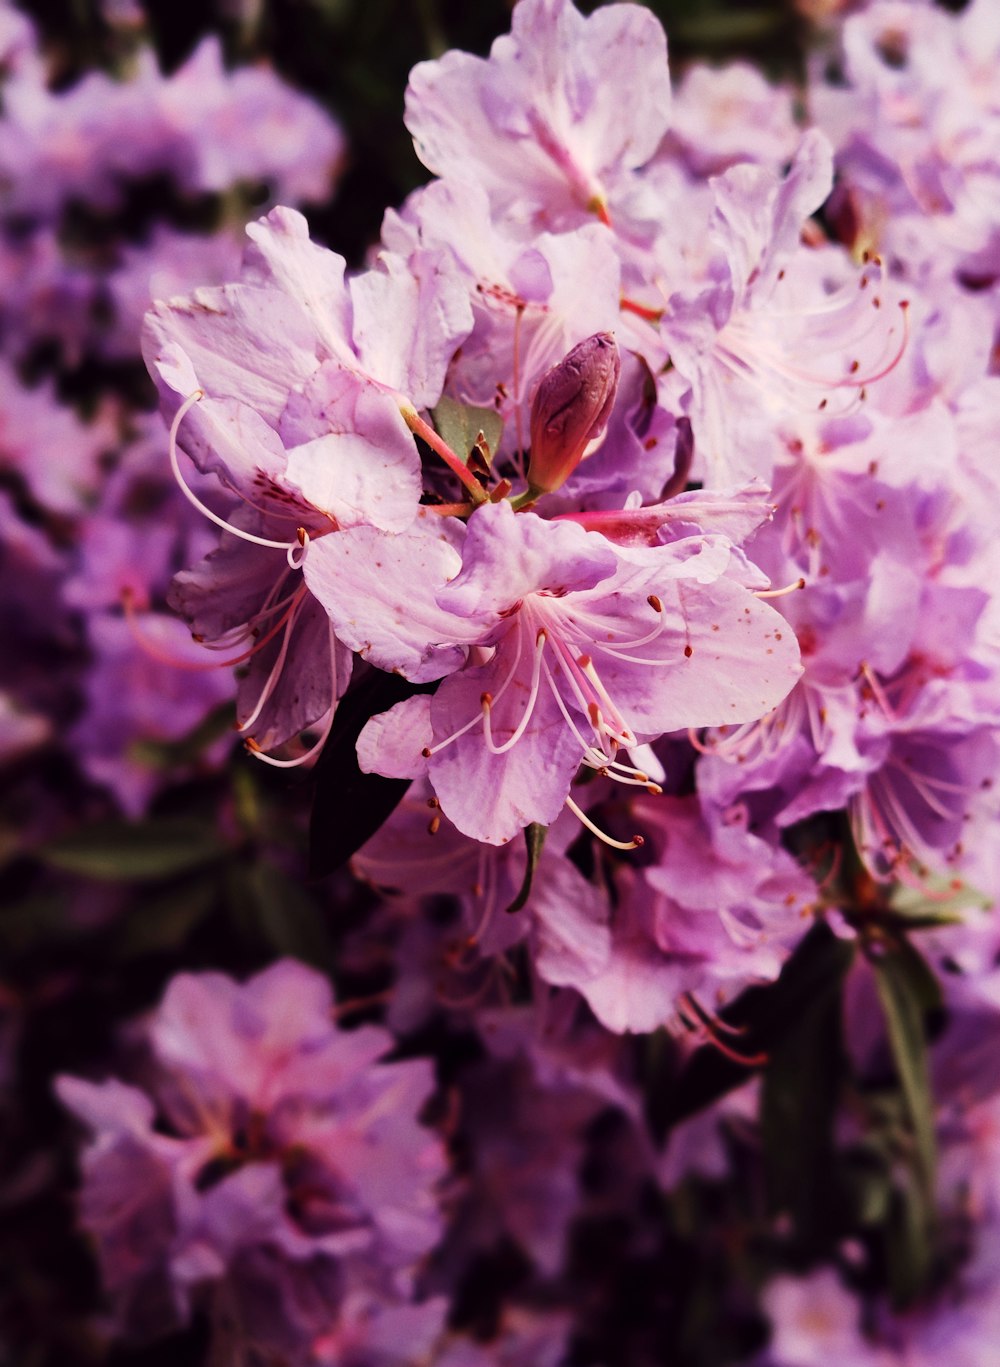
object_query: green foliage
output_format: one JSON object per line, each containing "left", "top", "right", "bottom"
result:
{"left": 431, "top": 395, "right": 505, "bottom": 469}
{"left": 38, "top": 816, "right": 228, "bottom": 881}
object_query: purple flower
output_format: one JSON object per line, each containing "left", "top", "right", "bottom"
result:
{"left": 529, "top": 794, "right": 812, "bottom": 1034}
{"left": 661, "top": 132, "right": 910, "bottom": 487}
{"left": 58, "top": 961, "right": 446, "bottom": 1347}
{"left": 404, "top": 0, "right": 671, "bottom": 232}
{"left": 305, "top": 499, "right": 801, "bottom": 844}
{"left": 761, "top": 1268, "right": 891, "bottom": 1366}
{"left": 665, "top": 61, "right": 801, "bottom": 177}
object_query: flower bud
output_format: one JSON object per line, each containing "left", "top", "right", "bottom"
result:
{"left": 527, "top": 332, "right": 620, "bottom": 495}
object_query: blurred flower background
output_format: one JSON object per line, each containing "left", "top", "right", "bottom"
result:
{"left": 4, "top": 0, "right": 1000, "bottom": 1364}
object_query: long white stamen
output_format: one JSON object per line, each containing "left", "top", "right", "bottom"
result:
{"left": 247, "top": 708, "right": 335, "bottom": 768}
{"left": 169, "top": 390, "right": 300, "bottom": 553}
{"left": 421, "top": 625, "right": 526, "bottom": 760}
{"left": 578, "top": 658, "right": 635, "bottom": 744}
{"left": 201, "top": 591, "right": 301, "bottom": 651}
{"left": 887, "top": 757, "right": 965, "bottom": 823}
{"left": 482, "top": 630, "right": 547, "bottom": 755}
{"left": 564, "top": 795, "right": 644, "bottom": 850}
{"left": 244, "top": 624, "right": 340, "bottom": 769}
{"left": 755, "top": 577, "right": 806, "bottom": 600}
{"left": 236, "top": 591, "right": 307, "bottom": 734}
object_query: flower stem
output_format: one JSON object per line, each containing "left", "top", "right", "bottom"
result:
{"left": 401, "top": 404, "right": 488, "bottom": 503}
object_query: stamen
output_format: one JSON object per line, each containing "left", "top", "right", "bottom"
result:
{"left": 754, "top": 577, "right": 806, "bottom": 599}
{"left": 512, "top": 302, "right": 526, "bottom": 477}
{"left": 857, "top": 661, "right": 895, "bottom": 721}
{"left": 621, "top": 296, "right": 664, "bottom": 324}
{"left": 287, "top": 530, "right": 311, "bottom": 570}
{"left": 241, "top": 622, "right": 340, "bottom": 768}
{"left": 120, "top": 584, "right": 298, "bottom": 673}
{"left": 680, "top": 992, "right": 769, "bottom": 1067}
{"left": 235, "top": 593, "right": 308, "bottom": 734}
{"left": 481, "top": 629, "right": 547, "bottom": 755}
{"left": 564, "top": 795, "right": 644, "bottom": 851}
{"left": 168, "top": 391, "right": 301, "bottom": 552}
{"left": 244, "top": 707, "right": 334, "bottom": 768}
{"left": 422, "top": 621, "right": 527, "bottom": 758}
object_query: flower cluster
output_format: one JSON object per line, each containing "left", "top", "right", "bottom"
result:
{"left": 58, "top": 961, "right": 448, "bottom": 1361}
{"left": 6, "top": 0, "right": 1000, "bottom": 1363}
{"left": 0, "top": 3, "right": 343, "bottom": 812}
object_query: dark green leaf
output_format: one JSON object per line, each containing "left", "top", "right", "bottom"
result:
{"left": 883, "top": 1171, "right": 935, "bottom": 1307}
{"left": 840, "top": 1147, "right": 893, "bottom": 1227}
{"left": 39, "top": 817, "right": 227, "bottom": 882}
{"left": 870, "top": 938, "right": 939, "bottom": 1196}
{"left": 0, "top": 893, "right": 75, "bottom": 955}
{"left": 505, "top": 823, "right": 547, "bottom": 914}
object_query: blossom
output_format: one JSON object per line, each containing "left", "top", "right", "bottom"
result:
{"left": 306, "top": 498, "right": 801, "bottom": 844}
{"left": 661, "top": 131, "right": 910, "bottom": 487}
{"left": 0, "top": 36, "right": 343, "bottom": 218}
{"left": 811, "top": 0, "right": 1000, "bottom": 281}
{"left": 58, "top": 962, "right": 446, "bottom": 1348}
{"left": 143, "top": 206, "right": 474, "bottom": 756}
{"left": 665, "top": 61, "right": 801, "bottom": 177}
{"left": 529, "top": 794, "right": 812, "bottom": 1034}
{"left": 404, "top": 0, "right": 671, "bottom": 233}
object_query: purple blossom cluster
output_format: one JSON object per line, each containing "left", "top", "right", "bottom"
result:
{"left": 8, "top": 0, "right": 1000, "bottom": 1363}
{"left": 0, "top": 2, "right": 343, "bottom": 811}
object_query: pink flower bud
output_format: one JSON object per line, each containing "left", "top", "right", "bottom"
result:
{"left": 527, "top": 332, "right": 620, "bottom": 495}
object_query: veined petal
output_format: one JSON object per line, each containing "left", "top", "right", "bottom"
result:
{"left": 303, "top": 518, "right": 475, "bottom": 683}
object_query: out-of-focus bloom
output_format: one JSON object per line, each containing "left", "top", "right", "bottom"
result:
{"left": 58, "top": 961, "right": 446, "bottom": 1351}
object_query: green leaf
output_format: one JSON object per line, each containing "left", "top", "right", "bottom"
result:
{"left": 505, "top": 822, "right": 547, "bottom": 914}
{"left": 0, "top": 893, "right": 74, "bottom": 955}
{"left": 670, "top": 8, "right": 785, "bottom": 46}
{"left": 840, "top": 1144, "right": 893, "bottom": 1227}
{"left": 884, "top": 1170, "right": 936, "bottom": 1307}
{"left": 431, "top": 395, "right": 504, "bottom": 467}
{"left": 39, "top": 817, "right": 228, "bottom": 882}
{"left": 870, "top": 938, "right": 939, "bottom": 1197}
